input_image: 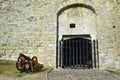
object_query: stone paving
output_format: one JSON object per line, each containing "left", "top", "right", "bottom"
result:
{"left": 47, "top": 69, "right": 120, "bottom": 80}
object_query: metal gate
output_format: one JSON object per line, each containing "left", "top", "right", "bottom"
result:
{"left": 58, "top": 36, "right": 99, "bottom": 69}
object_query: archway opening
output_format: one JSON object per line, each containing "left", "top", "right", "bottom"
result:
{"left": 56, "top": 3, "right": 99, "bottom": 69}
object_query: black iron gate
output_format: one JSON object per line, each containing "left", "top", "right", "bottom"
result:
{"left": 58, "top": 37, "right": 99, "bottom": 69}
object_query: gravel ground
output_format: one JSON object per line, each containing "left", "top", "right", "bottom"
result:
{"left": 47, "top": 69, "right": 120, "bottom": 80}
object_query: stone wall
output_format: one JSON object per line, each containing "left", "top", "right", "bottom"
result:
{"left": 0, "top": 0, "right": 120, "bottom": 69}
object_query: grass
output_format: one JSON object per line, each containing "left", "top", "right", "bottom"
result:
{"left": 0, "top": 60, "right": 53, "bottom": 80}
{"left": 106, "top": 69, "right": 120, "bottom": 76}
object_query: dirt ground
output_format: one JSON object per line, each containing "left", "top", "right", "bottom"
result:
{"left": 0, "top": 60, "right": 52, "bottom": 80}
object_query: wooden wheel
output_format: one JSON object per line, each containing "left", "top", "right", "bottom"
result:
{"left": 16, "top": 56, "right": 26, "bottom": 72}
{"left": 31, "top": 56, "right": 38, "bottom": 72}
{"left": 16, "top": 54, "right": 31, "bottom": 72}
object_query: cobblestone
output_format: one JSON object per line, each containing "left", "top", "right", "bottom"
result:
{"left": 47, "top": 69, "right": 120, "bottom": 80}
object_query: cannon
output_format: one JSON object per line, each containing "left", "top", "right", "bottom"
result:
{"left": 16, "top": 53, "right": 43, "bottom": 72}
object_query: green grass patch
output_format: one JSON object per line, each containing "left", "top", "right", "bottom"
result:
{"left": 106, "top": 69, "right": 120, "bottom": 76}
{"left": 106, "top": 70, "right": 117, "bottom": 74}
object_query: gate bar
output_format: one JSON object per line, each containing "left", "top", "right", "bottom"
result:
{"left": 97, "top": 40, "right": 99, "bottom": 69}
{"left": 79, "top": 39, "right": 81, "bottom": 67}
{"left": 76, "top": 39, "right": 78, "bottom": 67}
{"left": 90, "top": 41, "right": 93, "bottom": 68}
{"left": 93, "top": 40, "right": 96, "bottom": 68}
{"left": 82, "top": 39, "right": 85, "bottom": 67}
{"left": 59, "top": 40, "right": 62, "bottom": 67}
{"left": 86, "top": 39, "right": 89, "bottom": 68}
{"left": 62, "top": 40, "right": 65, "bottom": 68}
{"left": 69, "top": 40, "right": 72, "bottom": 67}
{"left": 65, "top": 40, "right": 67, "bottom": 67}
{"left": 72, "top": 39, "right": 75, "bottom": 67}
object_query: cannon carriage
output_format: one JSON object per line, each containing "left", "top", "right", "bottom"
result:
{"left": 16, "top": 53, "right": 43, "bottom": 72}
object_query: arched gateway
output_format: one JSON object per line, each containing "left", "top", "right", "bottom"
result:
{"left": 56, "top": 3, "right": 99, "bottom": 69}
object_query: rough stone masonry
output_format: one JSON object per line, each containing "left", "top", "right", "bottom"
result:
{"left": 0, "top": 0, "right": 120, "bottom": 69}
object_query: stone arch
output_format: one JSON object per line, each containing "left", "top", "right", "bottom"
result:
{"left": 56, "top": 3, "right": 97, "bottom": 40}
{"left": 57, "top": 3, "right": 96, "bottom": 16}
